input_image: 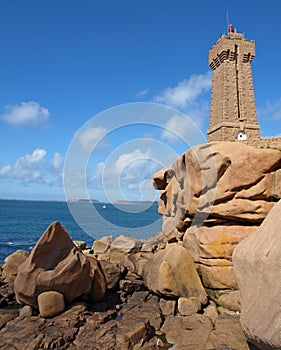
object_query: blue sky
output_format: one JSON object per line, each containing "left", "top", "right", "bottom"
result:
{"left": 1, "top": 0, "right": 281, "bottom": 201}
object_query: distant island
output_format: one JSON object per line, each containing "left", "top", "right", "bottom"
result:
{"left": 67, "top": 199, "right": 101, "bottom": 203}
{"left": 113, "top": 200, "right": 155, "bottom": 205}
{"left": 0, "top": 198, "right": 156, "bottom": 205}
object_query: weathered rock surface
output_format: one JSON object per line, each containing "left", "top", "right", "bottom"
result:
{"left": 233, "top": 199, "right": 281, "bottom": 350}
{"left": 153, "top": 142, "right": 281, "bottom": 230}
{"left": 0, "top": 288, "right": 251, "bottom": 350}
{"left": 162, "top": 313, "right": 250, "bottom": 350}
{"left": 217, "top": 290, "right": 241, "bottom": 312}
{"left": 161, "top": 313, "right": 213, "bottom": 349}
{"left": 0, "top": 281, "right": 16, "bottom": 308}
{"left": 110, "top": 234, "right": 142, "bottom": 254}
{"left": 205, "top": 316, "right": 251, "bottom": 350}
{"left": 2, "top": 250, "right": 29, "bottom": 285}
{"left": 0, "top": 231, "right": 251, "bottom": 350}
{"left": 85, "top": 256, "right": 107, "bottom": 302}
{"left": 143, "top": 244, "right": 208, "bottom": 304}
{"left": 99, "top": 260, "right": 122, "bottom": 290}
{"left": 0, "top": 303, "right": 87, "bottom": 349}
{"left": 14, "top": 221, "right": 105, "bottom": 308}
{"left": 153, "top": 142, "right": 281, "bottom": 302}
{"left": 184, "top": 225, "right": 258, "bottom": 291}
{"left": 178, "top": 296, "right": 201, "bottom": 316}
{"left": 93, "top": 235, "right": 112, "bottom": 254}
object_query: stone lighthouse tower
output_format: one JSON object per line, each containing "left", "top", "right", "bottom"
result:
{"left": 207, "top": 24, "right": 260, "bottom": 142}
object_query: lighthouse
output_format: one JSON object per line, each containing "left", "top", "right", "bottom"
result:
{"left": 207, "top": 25, "right": 260, "bottom": 142}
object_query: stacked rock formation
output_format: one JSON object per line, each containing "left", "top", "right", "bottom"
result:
{"left": 153, "top": 141, "right": 281, "bottom": 307}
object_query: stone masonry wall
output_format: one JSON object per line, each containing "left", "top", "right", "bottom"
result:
{"left": 208, "top": 125, "right": 260, "bottom": 142}
{"left": 240, "top": 136, "right": 281, "bottom": 149}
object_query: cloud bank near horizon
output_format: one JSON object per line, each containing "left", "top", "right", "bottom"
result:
{"left": 0, "top": 148, "right": 63, "bottom": 185}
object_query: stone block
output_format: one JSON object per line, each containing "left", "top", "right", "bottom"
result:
{"left": 37, "top": 291, "right": 65, "bottom": 318}
{"left": 178, "top": 297, "right": 201, "bottom": 316}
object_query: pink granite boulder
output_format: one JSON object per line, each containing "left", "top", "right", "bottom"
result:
{"left": 14, "top": 221, "right": 102, "bottom": 308}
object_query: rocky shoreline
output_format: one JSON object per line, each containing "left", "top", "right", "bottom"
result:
{"left": 0, "top": 141, "right": 280, "bottom": 350}
{"left": 0, "top": 224, "right": 250, "bottom": 350}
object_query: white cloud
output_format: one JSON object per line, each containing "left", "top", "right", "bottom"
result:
{"left": 135, "top": 89, "right": 149, "bottom": 98}
{"left": 52, "top": 152, "right": 64, "bottom": 169}
{"left": 19, "top": 148, "right": 47, "bottom": 164}
{"left": 77, "top": 126, "right": 108, "bottom": 152}
{"left": 0, "top": 148, "right": 64, "bottom": 185}
{"left": 0, "top": 165, "right": 11, "bottom": 176}
{"left": 0, "top": 148, "right": 47, "bottom": 183}
{"left": 1, "top": 101, "right": 50, "bottom": 126}
{"left": 153, "top": 72, "right": 212, "bottom": 110}
{"left": 152, "top": 72, "right": 211, "bottom": 145}
{"left": 87, "top": 149, "right": 160, "bottom": 201}
{"left": 113, "top": 149, "right": 150, "bottom": 174}
{"left": 161, "top": 113, "right": 206, "bottom": 145}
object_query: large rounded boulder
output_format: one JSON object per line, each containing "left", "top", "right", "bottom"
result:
{"left": 14, "top": 221, "right": 105, "bottom": 308}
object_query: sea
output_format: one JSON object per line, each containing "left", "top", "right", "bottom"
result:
{"left": 0, "top": 199, "right": 162, "bottom": 264}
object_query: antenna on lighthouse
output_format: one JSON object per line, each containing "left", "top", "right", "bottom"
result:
{"left": 226, "top": 12, "right": 235, "bottom": 35}
{"left": 226, "top": 11, "right": 229, "bottom": 30}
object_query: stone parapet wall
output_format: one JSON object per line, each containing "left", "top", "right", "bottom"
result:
{"left": 208, "top": 124, "right": 260, "bottom": 142}
{"left": 239, "top": 136, "right": 281, "bottom": 149}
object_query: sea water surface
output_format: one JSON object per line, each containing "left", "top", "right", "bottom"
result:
{"left": 0, "top": 200, "right": 162, "bottom": 263}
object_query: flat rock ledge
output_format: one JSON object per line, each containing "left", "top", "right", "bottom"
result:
{"left": 0, "top": 288, "right": 250, "bottom": 350}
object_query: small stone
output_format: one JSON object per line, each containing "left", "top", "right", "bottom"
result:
{"left": 38, "top": 291, "right": 65, "bottom": 318}
{"left": 116, "top": 317, "right": 154, "bottom": 349}
{"left": 217, "top": 290, "right": 241, "bottom": 312}
{"left": 2, "top": 250, "right": 29, "bottom": 285}
{"left": 19, "top": 305, "right": 33, "bottom": 317}
{"left": 83, "top": 256, "right": 107, "bottom": 302}
{"left": 73, "top": 240, "right": 86, "bottom": 250}
{"left": 141, "top": 242, "right": 157, "bottom": 252}
{"left": 159, "top": 299, "right": 176, "bottom": 316}
{"left": 120, "top": 252, "right": 152, "bottom": 277}
{"left": 119, "top": 279, "right": 144, "bottom": 294}
{"left": 141, "top": 231, "right": 164, "bottom": 252}
{"left": 178, "top": 297, "right": 201, "bottom": 316}
{"left": 203, "top": 301, "right": 218, "bottom": 326}
{"left": 110, "top": 235, "right": 142, "bottom": 254}
{"left": 155, "top": 329, "right": 164, "bottom": 336}
{"left": 99, "top": 260, "right": 121, "bottom": 290}
{"left": 82, "top": 248, "right": 93, "bottom": 255}
{"left": 217, "top": 306, "right": 237, "bottom": 316}
{"left": 93, "top": 236, "right": 112, "bottom": 254}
